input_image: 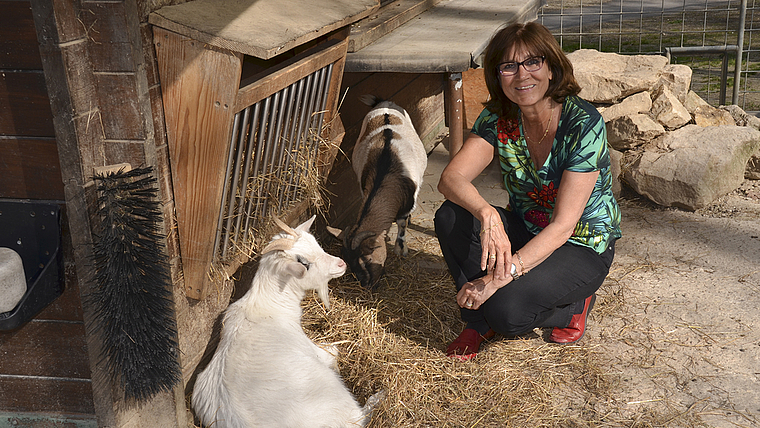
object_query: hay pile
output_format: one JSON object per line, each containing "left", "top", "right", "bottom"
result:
{"left": 299, "top": 228, "right": 617, "bottom": 427}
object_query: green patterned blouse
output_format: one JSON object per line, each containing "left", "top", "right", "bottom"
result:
{"left": 471, "top": 95, "right": 622, "bottom": 254}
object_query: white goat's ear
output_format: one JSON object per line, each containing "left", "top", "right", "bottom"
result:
{"left": 295, "top": 215, "right": 316, "bottom": 233}
{"left": 284, "top": 260, "right": 308, "bottom": 279}
{"left": 325, "top": 225, "right": 343, "bottom": 240}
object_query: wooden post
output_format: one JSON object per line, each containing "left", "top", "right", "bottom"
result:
{"left": 446, "top": 72, "right": 464, "bottom": 159}
{"left": 153, "top": 27, "right": 241, "bottom": 300}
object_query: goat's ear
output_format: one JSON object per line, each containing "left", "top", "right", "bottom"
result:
{"left": 325, "top": 225, "right": 343, "bottom": 240}
{"left": 284, "top": 260, "right": 308, "bottom": 279}
{"left": 295, "top": 215, "right": 316, "bottom": 233}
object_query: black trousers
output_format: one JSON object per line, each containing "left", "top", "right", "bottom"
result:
{"left": 434, "top": 200, "right": 615, "bottom": 336}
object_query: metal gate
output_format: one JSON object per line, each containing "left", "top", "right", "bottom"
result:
{"left": 539, "top": 0, "right": 760, "bottom": 113}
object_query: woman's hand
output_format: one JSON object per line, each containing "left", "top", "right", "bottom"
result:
{"left": 456, "top": 273, "right": 507, "bottom": 310}
{"left": 478, "top": 211, "right": 512, "bottom": 281}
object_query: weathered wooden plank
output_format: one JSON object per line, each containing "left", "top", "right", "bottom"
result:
{"left": 149, "top": 0, "right": 378, "bottom": 60}
{"left": 234, "top": 36, "right": 349, "bottom": 113}
{"left": 79, "top": 2, "right": 134, "bottom": 73}
{"left": 0, "top": 137, "right": 65, "bottom": 200}
{"left": 0, "top": 0, "right": 42, "bottom": 70}
{"left": 153, "top": 27, "right": 241, "bottom": 300}
{"left": 345, "top": 0, "right": 543, "bottom": 73}
{"left": 94, "top": 73, "right": 146, "bottom": 141}
{"left": 0, "top": 71, "right": 55, "bottom": 137}
{"left": 348, "top": 0, "right": 444, "bottom": 53}
{"left": 0, "top": 377, "right": 95, "bottom": 415}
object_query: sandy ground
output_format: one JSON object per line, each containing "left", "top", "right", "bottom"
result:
{"left": 411, "top": 143, "right": 760, "bottom": 427}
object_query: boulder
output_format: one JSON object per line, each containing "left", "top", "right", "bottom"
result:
{"left": 651, "top": 86, "right": 691, "bottom": 129}
{"left": 683, "top": 90, "right": 711, "bottom": 114}
{"left": 606, "top": 113, "right": 666, "bottom": 150}
{"left": 568, "top": 49, "right": 669, "bottom": 103}
{"left": 693, "top": 104, "right": 735, "bottom": 127}
{"left": 720, "top": 104, "right": 760, "bottom": 130}
{"left": 624, "top": 125, "right": 760, "bottom": 210}
{"left": 600, "top": 91, "right": 652, "bottom": 123}
{"left": 654, "top": 64, "right": 692, "bottom": 104}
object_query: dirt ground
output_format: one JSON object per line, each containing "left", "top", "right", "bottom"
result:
{"left": 407, "top": 143, "right": 760, "bottom": 427}
{"left": 587, "top": 182, "right": 760, "bottom": 427}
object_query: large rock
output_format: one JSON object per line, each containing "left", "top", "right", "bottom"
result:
{"left": 693, "top": 105, "right": 735, "bottom": 127}
{"left": 607, "top": 113, "right": 666, "bottom": 150}
{"left": 720, "top": 104, "right": 760, "bottom": 130}
{"left": 624, "top": 125, "right": 760, "bottom": 210}
{"left": 600, "top": 91, "right": 652, "bottom": 123}
{"left": 651, "top": 86, "right": 691, "bottom": 129}
{"left": 683, "top": 90, "right": 711, "bottom": 114}
{"left": 654, "top": 64, "right": 692, "bottom": 104}
{"left": 568, "top": 49, "right": 669, "bottom": 103}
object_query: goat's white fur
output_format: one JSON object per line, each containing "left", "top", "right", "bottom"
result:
{"left": 352, "top": 95, "right": 427, "bottom": 210}
{"left": 192, "top": 215, "right": 381, "bottom": 427}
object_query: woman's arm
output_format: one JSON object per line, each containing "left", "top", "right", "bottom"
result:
{"left": 438, "top": 134, "right": 512, "bottom": 279}
{"left": 457, "top": 169, "right": 599, "bottom": 310}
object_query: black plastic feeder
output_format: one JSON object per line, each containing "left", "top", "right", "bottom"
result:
{"left": 0, "top": 199, "right": 64, "bottom": 331}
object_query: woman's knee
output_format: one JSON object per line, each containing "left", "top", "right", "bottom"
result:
{"left": 482, "top": 294, "right": 539, "bottom": 336}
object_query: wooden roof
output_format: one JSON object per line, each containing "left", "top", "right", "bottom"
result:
{"left": 345, "top": 0, "right": 544, "bottom": 73}
{"left": 149, "top": 0, "right": 379, "bottom": 60}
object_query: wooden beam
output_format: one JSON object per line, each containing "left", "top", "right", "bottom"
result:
{"left": 446, "top": 72, "right": 463, "bottom": 159}
{"left": 153, "top": 27, "right": 241, "bottom": 300}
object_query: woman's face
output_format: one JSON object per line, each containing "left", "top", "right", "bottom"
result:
{"left": 498, "top": 46, "right": 553, "bottom": 110}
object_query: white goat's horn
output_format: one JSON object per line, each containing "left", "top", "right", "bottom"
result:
{"left": 261, "top": 238, "right": 294, "bottom": 255}
{"left": 273, "top": 217, "right": 299, "bottom": 238}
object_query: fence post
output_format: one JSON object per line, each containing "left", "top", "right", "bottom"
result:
{"left": 733, "top": 0, "right": 747, "bottom": 105}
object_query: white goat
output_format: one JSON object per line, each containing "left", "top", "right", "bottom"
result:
{"left": 328, "top": 95, "right": 427, "bottom": 289}
{"left": 192, "top": 216, "right": 382, "bottom": 428}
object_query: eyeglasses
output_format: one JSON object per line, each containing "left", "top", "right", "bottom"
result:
{"left": 497, "top": 56, "right": 546, "bottom": 76}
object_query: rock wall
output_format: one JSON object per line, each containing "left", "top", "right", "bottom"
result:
{"left": 568, "top": 49, "right": 760, "bottom": 210}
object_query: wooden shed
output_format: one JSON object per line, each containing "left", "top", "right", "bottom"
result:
{"left": 0, "top": 0, "right": 540, "bottom": 425}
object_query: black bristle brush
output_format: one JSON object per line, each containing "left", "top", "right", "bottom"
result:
{"left": 89, "top": 166, "right": 181, "bottom": 404}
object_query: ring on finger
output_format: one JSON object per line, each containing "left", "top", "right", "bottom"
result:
{"left": 466, "top": 301, "right": 473, "bottom": 307}
{"left": 489, "top": 254, "right": 496, "bottom": 260}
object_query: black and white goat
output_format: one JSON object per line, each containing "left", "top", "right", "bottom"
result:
{"left": 192, "top": 216, "right": 382, "bottom": 428}
{"left": 328, "top": 95, "right": 427, "bottom": 289}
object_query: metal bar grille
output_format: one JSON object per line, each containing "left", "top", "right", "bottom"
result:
{"left": 213, "top": 63, "right": 334, "bottom": 261}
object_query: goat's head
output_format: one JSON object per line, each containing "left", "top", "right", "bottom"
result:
{"left": 261, "top": 215, "right": 346, "bottom": 308}
{"left": 326, "top": 225, "right": 387, "bottom": 290}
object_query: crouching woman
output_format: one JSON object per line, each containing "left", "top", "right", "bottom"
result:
{"left": 435, "top": 21, "right": 622, "bottom": 361}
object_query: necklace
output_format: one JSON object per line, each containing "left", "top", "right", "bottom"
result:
{"left": 522, "top": 102, "right": 556, "bottom": 145}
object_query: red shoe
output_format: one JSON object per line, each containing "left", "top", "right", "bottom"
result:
{"left": 446, "top": 328, "right": 495, "bottom": 361}
{"left": 550, "top": 294, "right": 596, "bottom": 344}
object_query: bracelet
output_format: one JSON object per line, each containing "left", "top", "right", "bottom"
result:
{"left": 515, "top": 250, "right": 525, "bottom": 275}
{"left": 510, "top": 263, "right": 520, "bottom": 281}
{"left": 480, "top": 221, "right": 503, "bottom": 235}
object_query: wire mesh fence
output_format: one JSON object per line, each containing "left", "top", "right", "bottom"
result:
{"left": 539, "top": 0, "right": 760, "bottom": 113}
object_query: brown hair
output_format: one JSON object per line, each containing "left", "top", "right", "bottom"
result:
{"left": 482, "top": 21, "right": 581, "bottom": 119}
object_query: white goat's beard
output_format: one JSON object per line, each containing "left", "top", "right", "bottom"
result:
{"left": 317, "top": 284, "right": 330, "bottom": 310}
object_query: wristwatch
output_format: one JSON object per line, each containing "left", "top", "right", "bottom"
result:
{"left": 510, "top": 263, "right": 520, "bottom": 281}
